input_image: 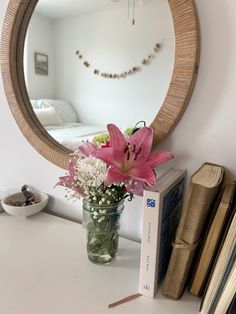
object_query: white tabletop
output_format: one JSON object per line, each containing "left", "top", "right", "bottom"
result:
{"left": 0, "top": 212, "right": 200, "bottom": 314}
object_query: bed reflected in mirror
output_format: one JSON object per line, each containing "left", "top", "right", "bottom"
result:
{"left": 23, "top": 0, "right": 175, "bottom": 151}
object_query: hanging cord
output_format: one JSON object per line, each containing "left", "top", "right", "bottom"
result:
{"left": 132, "top": 0, "right": 136, "bottom": 25}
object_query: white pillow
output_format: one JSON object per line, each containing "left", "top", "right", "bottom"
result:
{"left": 34, "top": 107, "right": 61, "bottom": 127}
{"left": 30, "top": 99, "right": 50, "bottom": 109}
{"left": 43, "top": 99, "right": 78, "bottom": 123}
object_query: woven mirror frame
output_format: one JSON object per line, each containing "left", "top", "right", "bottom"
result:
{"left": 1, "top": 0, "right": 200, "bottom": 169}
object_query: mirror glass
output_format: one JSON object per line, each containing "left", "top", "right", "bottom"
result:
{"left": 23, "top": 0, "right": 175, "bottom": 151}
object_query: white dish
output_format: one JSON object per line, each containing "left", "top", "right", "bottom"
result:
{"left": 0, "top": 191, "right": 9, "bottom": 212}
{"left": 1, "top": 192, "right": 49, "bottom": 217}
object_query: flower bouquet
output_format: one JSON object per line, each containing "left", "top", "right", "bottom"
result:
{"left": 56, "top": 123, "right": 173, "bottom": 264}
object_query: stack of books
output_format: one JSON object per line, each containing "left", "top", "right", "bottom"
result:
{"left": 139, "top": 163, "right": 236, "bottom": 313}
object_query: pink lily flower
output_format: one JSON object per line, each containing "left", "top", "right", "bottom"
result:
{"left": 92, "top": 124, "right": 174, "bottom": 196}
{"left": 55, "top": 161, "right": 85, "bottom": 196}
{"left": 74, "top": 142, "right": 98, "bottom": 157}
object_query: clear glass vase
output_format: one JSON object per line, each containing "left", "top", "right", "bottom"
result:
{"left": 82, "top": 199, "right": 124, "bottom": 264}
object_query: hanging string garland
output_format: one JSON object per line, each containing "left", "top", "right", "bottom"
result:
{"left": 75, "top": 43, "right": 161, "bottom": 80}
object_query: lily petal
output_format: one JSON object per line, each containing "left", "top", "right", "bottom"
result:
{"left": 107, "top": 124, "right": 127, "bottom": 160}
{"left": 55, "top": 160, "right": 85, "bottom": 196}
{"left": 92, "top": 147, "right": 122, "bottom": 168}
{"left": 146, "top": 151, "right": 174, "bottom": 168}
{"left": 128, "top": 127, "right": 153, "bottom": 165}
{"left": 56, "top": 161, "right": 76, "bottom": 186}
{"left": 68, "top": 161, "right": 77, "bottom": 176}
{"left": 127, "top": 165, "right": 156, "bottom": 185}
{"left": 126, "top": 180, "right": 148, "bottom": 196}
{"left": 75, "top": 142, "right": 97, "bottom": 157}
{"left": 105, "top": 167, "right": 130, "bottom": 186}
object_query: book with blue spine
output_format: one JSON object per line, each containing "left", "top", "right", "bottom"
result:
{"left": 139, "top": 168, "right": 186, "bottom": 298}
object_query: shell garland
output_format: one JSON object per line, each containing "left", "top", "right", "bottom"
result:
{"left": 75, "top": 43, "right": 161, "bottom": 79}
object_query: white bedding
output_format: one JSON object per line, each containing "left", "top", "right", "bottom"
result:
{"left": 45, "top": 123, "right": 106, "bottom": 151}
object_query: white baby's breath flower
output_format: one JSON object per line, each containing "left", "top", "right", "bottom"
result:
{"left": 76, "top": 156, "right": 107, "bottom": 189}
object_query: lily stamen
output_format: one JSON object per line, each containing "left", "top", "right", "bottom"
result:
{"left": 127, "top": 151, "right": 130, "bottom": 160}
{"left": 123, "top": 145, "right": 129, "bottom": 153}
{"left": 134, "top": 147, "right": 142, "bottom": 160}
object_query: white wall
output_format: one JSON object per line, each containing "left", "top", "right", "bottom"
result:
{"left": 53, "top": 2, "right": 174, "bottom": 128}
{"left": 25, "top": 14, "right": 56, "bottom": 99}
{"left": 1, "top": 0, "right": 236, "bottom": 242}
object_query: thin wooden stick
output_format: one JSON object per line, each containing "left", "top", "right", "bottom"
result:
{"left": 108, "top": 293, "right": 142, "bottom": 308}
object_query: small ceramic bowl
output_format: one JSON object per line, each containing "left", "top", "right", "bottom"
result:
{"left": 0, "top": 191, "right": 9, "bottom": 212}
{"left": 1, "top": 192, "right": 49, "bottom": 217}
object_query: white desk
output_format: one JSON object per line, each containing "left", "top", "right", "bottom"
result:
{"left": 0, "top": 213, "right": 200, "bottom": 314}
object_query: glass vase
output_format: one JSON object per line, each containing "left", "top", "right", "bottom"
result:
{"left": 82, "top": 199, "right": 124, "bottom": 264}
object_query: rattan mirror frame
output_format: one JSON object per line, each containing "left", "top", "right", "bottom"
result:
{"left": 1, "top": 0, "right": 200, "bottom": 169}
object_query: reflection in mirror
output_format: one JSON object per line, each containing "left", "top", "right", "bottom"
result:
{"left": 23, "top": 0, "right": 175, "bottom": 151}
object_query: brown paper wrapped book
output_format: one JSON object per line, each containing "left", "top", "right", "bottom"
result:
{"left": 162, "top": 163, "right": 224, "bottom": 300}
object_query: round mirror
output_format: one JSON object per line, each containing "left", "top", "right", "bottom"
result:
{"left": 24, "top": 0, "right": 175, "bottom": 152}
{"left": 1, "top": 0, "right": 199, "bottom": 168}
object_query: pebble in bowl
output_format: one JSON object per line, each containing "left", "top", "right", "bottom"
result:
{"left": 1, "top": 192, "right": 49, "bottom": 217}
